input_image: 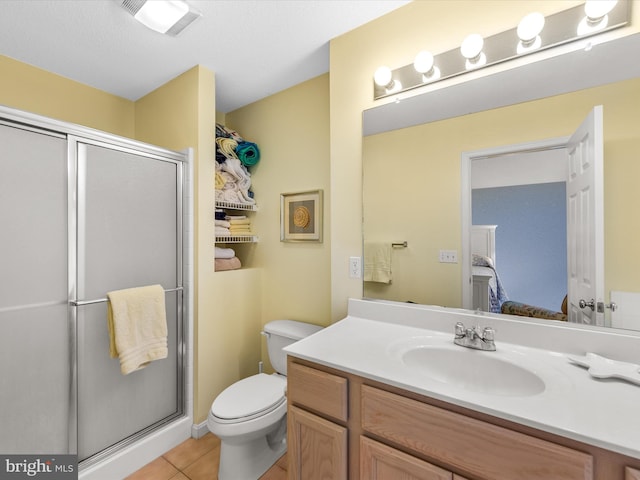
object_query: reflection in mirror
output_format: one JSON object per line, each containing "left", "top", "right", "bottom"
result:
{"left": 362, "top": 34, "right": 640, "bottom": 331}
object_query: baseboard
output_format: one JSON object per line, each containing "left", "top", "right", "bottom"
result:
{"left": 191, "top": 420, "right": 210, "bottom": 439}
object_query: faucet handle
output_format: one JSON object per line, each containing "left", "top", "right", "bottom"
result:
{"left": 482, "top": 326, "right": 495, "bottom": 341}
{"left": 454, "top": 322, "right": 465, "bottom": 336}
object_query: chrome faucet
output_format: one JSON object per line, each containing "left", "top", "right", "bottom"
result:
{"left": 454, "top": 322, "right": 496, "bottom": 351}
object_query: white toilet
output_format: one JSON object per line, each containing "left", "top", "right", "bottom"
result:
{"left": 207, "top": 319, "right": 323, "bottom": 480}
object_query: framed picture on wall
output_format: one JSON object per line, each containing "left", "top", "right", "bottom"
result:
{"left": 280, "top": 190, "right": 323, "bottom": 242}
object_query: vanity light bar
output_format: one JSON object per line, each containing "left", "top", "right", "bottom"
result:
{"left": 373, "top": 1, "right": 630, "bottom": 100}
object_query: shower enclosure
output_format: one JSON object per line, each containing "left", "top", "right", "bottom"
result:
{"left": 0, "top": 106, "right": 189, "bottom": 471}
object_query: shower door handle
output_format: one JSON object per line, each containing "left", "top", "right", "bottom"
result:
{"left": 578, "top": 298, "right": 595, "bottom": 311}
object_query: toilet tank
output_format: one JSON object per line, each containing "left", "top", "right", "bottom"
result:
{"left": 263, "top": 320, "right": 323, "bottom": 375}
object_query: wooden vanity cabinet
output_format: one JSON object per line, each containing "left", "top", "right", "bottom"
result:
{"left": 287, "top": 357, "right": 640, "bottom": 480}
{"left": 287, "top": 362, "right": 349, "bottom": 479}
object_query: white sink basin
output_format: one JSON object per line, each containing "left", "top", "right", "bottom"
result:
{"left": 401, "top": 345, "right": 546, "bottom": 397}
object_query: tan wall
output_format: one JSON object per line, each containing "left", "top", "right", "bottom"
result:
{"left": 329, "top": 0, "right": 640, "bottom": 321}
{"left": 0, "top": 54, "right": 134, "bottom": 137}
{"left": 363, "top": 77, "right": 640, "bottom": 306}
{"left": 225, "top": 74, "right": 332, "bottom": 371}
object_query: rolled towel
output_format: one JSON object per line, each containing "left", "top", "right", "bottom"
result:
{"left": 215, "top": 246, "right": 236, "bottom": 259}
{"left": 215, "top": 172, "right": 225, "bottom": 190}
{"left": 236, "top": 141, "right": 260, "bottom": 167}
{"left": 216, "top": 137, "right": 238, "bottom": 159}
{"left": 221, "top": 158, "right": 251, "bottom": 191}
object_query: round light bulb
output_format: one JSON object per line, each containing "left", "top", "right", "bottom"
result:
{"left": 517, "top": 12, "right": 545, "bottom": 43}
{"left": 585, "top": 0, "right": 618, "bottom": 21}
{"left": 413, "top": 51, "right": 434, "bottom": 74}
{"left": 460, "top": 34, "right": 484, "bottom": 60}
{"left": 374, "top": 66, "right": 393, "bottom": 87}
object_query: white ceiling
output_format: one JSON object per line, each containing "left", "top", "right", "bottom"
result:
{"left": 0, "top": 0, "right": 410, "bottom": 113}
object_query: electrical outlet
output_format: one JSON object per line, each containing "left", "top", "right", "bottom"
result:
{"left": 349, "top": 256, "right": 362, "bottom": 278}
{"left": 439, "top": 249, "right": 458, "bottom": 263}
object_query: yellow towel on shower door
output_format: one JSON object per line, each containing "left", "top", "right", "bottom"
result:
{"left": 107, "top": 284, "right": 168, "bottom": 375}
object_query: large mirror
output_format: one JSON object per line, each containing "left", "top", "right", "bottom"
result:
{"left": 362, "top": 33, "right": 640, "bottom": 331}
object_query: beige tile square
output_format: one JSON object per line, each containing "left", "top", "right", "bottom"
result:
{"left": 182, "top": 449, "right": 220, "bottom": 480}
{"left": 169, "top": 473, "right": 190, "bottom": 480}
{"left": 125, "top": 457, "right": 179, "bottom": 480}
{"left": 164, "top": 434, "right": 221, "bottom": 470}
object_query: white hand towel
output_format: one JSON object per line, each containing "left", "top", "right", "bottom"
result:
{"left": 107, "top": 284, "right": 168, "bottom": 375}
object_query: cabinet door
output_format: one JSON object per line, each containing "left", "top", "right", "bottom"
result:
{"left": 360, "top": 436, "right": 451, "bottom": 480}
{"left": 288, "top": 405, "right": 347, "bottom": 480}
{"left": 626, "top": 467, "right": 640, "bottom": 480}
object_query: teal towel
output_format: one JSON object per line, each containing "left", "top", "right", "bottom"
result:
{"left": 236, "top": 141, "right": 260, "bottom": 167}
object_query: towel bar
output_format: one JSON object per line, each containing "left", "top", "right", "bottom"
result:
{"left": 391, "top": 241, "right": 408, "bottom": 248}
{"left": 70, "top": 286, "right": 183, "bottom": 307}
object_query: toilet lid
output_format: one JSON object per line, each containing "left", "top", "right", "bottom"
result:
{"left": 211, "top": 373, "right": 286, "bottom": 420}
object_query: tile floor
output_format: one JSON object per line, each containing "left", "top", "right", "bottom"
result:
{"left": 124, "top": 433, "right": 288, "bottom": 480}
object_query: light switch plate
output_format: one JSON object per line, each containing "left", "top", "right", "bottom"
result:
{"left": 439, "top": 249, "right": 458, "bottom": 263}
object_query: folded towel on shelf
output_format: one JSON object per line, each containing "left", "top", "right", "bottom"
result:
{"left": 236, "top": 141, "right": 260, "bottom": 167}
{"left": 363, "top": 242, "right": 392, "bottom": 284}
{"left": 215, "top": 210, "right": 226, "bottom": 220}
{"left": 215, "top": 256, "right": 242, "bottom": 271}
{"left": 215, "top": 246, "right": 236, "bottom": 259}
{"left": 215, "top": 226, "right": 230, "bottom": 236}
{"left": 106, "top": 284, "right": 168, "bottom": 375}
{"left": 215, "top": 219, "right": 231, "bottom": 228}
{"left": 229, "top": 218, "right": 251, "bottom": 225}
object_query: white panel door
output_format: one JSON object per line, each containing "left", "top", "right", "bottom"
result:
{"left": 566, "top": 106, "right": 604, "bottom": 325}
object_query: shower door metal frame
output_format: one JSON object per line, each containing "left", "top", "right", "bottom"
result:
{"left": 0, "top": 104, "right": 189, "bottom": 466}
{"left": 70, "top": 135, "right": 186, "bottom": 467}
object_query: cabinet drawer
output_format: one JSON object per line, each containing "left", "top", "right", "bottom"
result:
{"left": 288, "top": 362, "right": 348, "bottom": 422}
{"left": 361, "top": 385, "right": 593, "bottom": 480}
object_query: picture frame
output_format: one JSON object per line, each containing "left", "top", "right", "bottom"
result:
{"left": 280, "top": 190, "right": 323, "bottom": 242}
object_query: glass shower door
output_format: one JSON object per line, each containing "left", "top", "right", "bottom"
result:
{"left": 0, "top": 123, "right": 70, "bottom": 454}
{"left": 75, "top": 141, "right": 183, "bottom": 463}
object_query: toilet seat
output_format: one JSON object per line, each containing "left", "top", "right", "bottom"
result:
{"left": 211, "top": 373, "right": 286, "bottom": 424}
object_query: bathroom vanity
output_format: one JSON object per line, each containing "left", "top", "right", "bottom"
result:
{"left": 285, "top": 299, "right": 640, "bottom": 479}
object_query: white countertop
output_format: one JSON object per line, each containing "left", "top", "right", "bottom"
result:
{"left": 285, "top": 299, "right": 640, "bottom": 459}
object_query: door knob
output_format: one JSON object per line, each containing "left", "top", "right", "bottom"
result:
{"left": 579, "top": 299, "right": 595, "bottom": 311}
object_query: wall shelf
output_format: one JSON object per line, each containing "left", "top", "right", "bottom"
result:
{"left": 215, "top": 200, "right": 257, "bottom": 211}
{"left": 215, "top": 235, "right": 258, "bottom": 244}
